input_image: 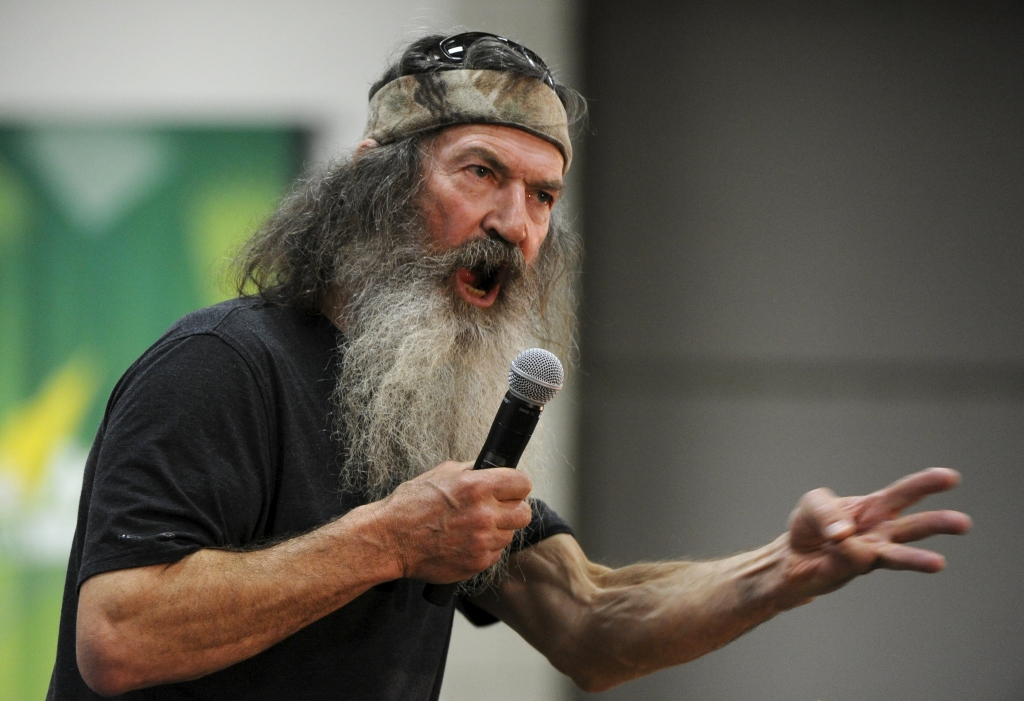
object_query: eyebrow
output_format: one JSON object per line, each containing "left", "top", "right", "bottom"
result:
{"left": 460, "top": 146, "right": 564, "bottom": 193}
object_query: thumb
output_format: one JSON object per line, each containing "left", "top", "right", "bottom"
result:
{"left": 411, "top": 461, "right": 475, "bottom": 483}
{"left": 432, "top": 460, "right": 475, "bottom": 474}
{"left": 791, "top": 488, "right": 856, "bottom": 548}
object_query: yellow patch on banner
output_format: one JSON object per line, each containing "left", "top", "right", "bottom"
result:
{"left": 187, "top": 182, "right": 282, "bottom": 306}
{"left": 0, "top": 356, "right": 99, "bottom": 498}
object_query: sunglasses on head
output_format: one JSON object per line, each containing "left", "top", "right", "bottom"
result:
{"left": 431, "top": 32, "right": 555, "bottom": 89}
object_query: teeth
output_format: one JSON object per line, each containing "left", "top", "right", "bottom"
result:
{"left": 464, "top": 284, "right": 486, "bottom": 298}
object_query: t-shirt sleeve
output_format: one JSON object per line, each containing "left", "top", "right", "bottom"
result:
{"left": 78, "top": 333, "right": 275, "bottom": 588}
{"left": 456, "top": 497, "right": 574, "bottom": 627}
{"left": 513, "top": 497, "right": 574, "bottom": 551}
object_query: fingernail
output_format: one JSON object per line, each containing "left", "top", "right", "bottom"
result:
{"left": 825, "top": 520, "right": 853, "bottom": 540}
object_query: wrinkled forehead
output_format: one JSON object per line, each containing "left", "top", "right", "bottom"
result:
{"left": 420, "top": 124, "right": 566, "bottom": 189}
{"left": 363, "top": 70, "right": 573, "bottom": 174}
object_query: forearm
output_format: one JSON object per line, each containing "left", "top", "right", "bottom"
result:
{"left": 77, "top": 501, "right": 401, "bottom": 696}
{"left": 578, "top": 537, "right": 796, "bottom": 684}
{"left": 478, "top": 534, "right": 801, "bottom": 693}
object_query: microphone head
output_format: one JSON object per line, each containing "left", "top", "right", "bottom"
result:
{"left": 508, "top": 348, "right": 564, "bottom": 405}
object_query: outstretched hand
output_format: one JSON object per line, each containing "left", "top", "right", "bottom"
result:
{"left": 781, "top": 467, "right": 971, "bottom": 605}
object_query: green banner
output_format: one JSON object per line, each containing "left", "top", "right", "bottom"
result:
{"left": 0, "top": 125, "right": 303, "bottom": 698}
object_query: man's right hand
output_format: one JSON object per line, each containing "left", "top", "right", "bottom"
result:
{"left": 372, "top": 461, "right": 534, "bottom": 584}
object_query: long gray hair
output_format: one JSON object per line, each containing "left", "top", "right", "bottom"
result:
{"left": 234, "top": 136, "right": 579, "bottom": 365}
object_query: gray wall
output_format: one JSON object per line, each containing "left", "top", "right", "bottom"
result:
{"left": 578, "top": 2, "right": 1023, "bottom": 699}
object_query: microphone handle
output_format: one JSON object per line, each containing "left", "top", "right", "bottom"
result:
{"left": 423, "top": 392, "right": 542, "bottom": 606}
{"left": 474, "top": 391, "right": 542, "bottom": 469}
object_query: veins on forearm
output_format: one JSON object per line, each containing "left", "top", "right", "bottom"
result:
{"left": 579, "top": 539, "right": 794, "bottom": 676}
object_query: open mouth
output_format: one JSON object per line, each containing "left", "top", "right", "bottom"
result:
{"left": 455, "top": 264, "right": 505, "bottom": 308}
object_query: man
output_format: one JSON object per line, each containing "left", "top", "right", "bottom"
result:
{"left": 48, "top": 33, "right": 970, "bottom": 699}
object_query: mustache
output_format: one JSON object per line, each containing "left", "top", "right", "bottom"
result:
{"left": 408, "top": 234, "right": 530, "bottom": 285}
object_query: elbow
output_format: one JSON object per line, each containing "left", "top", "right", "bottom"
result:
{"left": 77, "top": 641, "right": 134, "bottom": 696}
{"left": 76, "top": 609, "right": 143, "bottom": 696}
{"left": 77, "top": 630, "right": 138, "bottom": 697}
{"left": 79, "top": 669, "right": 133, "bottom": 698}
{"left": 570, "top": 671, "right": 621, "bottom": 694}
{"left": 550, "top": 623, "right": 647, "bottom": 693}
{"left": 550, "top": 642, "right": 634, "bottom": 694}
{"left": 561, "top": 659, "right": 632, "bottom": 693}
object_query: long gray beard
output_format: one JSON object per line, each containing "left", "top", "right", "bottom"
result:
{"left": 335, "top": 283, "right": 532, "bottom": 500}
{"left": 331, "top": 229, "right": 568, "bottom": 486}
{"left": 331, "top": 236, "right": 560, "bottom": 593}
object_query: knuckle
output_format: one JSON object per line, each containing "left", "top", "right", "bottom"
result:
{"left": 471, "top": 530, "right": 495, "bottom": 552}
{"left": 459, "top": 475, "right": 487, "bottom": 499}
{"left": 467, "top": 511, "right": 491, "bottom": 532}
{"left": 805, "top": 487, "right": 830, "bottom": 504}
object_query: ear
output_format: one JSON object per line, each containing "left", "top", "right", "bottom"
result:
{"left": 355, "top": 138, "right": 380, "bottom": 158}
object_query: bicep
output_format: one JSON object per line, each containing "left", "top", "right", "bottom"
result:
{"left": 81, "top": 334, "right": 273, "bottom": 586}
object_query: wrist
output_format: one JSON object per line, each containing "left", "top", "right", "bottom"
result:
{"left": 338, "top": 500, "right": 409, "bottom": 584}
{"left": 736, "top": 534, "right": 812, "bottom": 617}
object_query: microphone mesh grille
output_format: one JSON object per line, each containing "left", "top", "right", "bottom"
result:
{"left": 508, "top": 348, "right": 564, "bottom": 405}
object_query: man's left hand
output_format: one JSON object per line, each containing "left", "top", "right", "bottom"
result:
{"left": 779, "top": 467, "right": 972, "bottom": 607}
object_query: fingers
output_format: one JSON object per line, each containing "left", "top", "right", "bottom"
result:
{"left": 429, "top": 464, "right": 533, "bottom": 531}
{"left": 790, "top": 488, "right": 856, "bottom": 550}
{"left": 871, "top": 467, "right": 961, "bottom": 515}
{"left": 493, "top": 499, "right": 533, "bottom": 531}
{"left": 888, "top": 510, "right": 973, "bottom": 543}
{"left": 383, "top": 462, "right": 537, "bottom": 582}
{"left": 783, "top": 470, "right": 969, "bottom": 597}
{"left": 808, "top": 489, "right": 856, "bottom": 541}
{"left": 476, "top": 467, "right": 533, "bottom": 502}
{"left": 837, "top": 508, "right": 969, "bottom": 576}
{"left": 417, "top": 462, "right": 532, "bottom": 503}
{"left": 871, "top": 542, "right": 947, "bottom": 573}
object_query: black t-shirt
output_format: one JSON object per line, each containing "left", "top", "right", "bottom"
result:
{"left": 47, "top": 297, "right": 573, "bottom": 700}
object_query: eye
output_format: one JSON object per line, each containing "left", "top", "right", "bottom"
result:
{"left": 471, "top": 165, "right": 492, "bottom": 178}
{"left": 536, "top": 190, "right": 555, "bottom": 206}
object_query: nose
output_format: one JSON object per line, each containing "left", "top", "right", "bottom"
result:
{"left": 483, "top": 181, "right": 528, "bottom": 250}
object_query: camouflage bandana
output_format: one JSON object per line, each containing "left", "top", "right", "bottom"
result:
{"left": 364, "top": 69, "right": 572, "bottom": 172}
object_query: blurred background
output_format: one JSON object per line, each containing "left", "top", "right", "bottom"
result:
{"left": 0, "top": 1, "right": 1020, "bottom": 700}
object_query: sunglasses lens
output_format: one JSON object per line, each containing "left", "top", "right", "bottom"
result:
{"left": 530, "top": 52, "right": 549, "bottom": 71}
{"left": 439, "top": 32, "right": 494, "bottom": 61}
{"left": 435, "top": 32, "right": 553, "bottom": 87}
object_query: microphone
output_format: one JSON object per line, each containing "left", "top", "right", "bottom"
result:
{"left": 423, "top": 348, "right": 564, "bottom": 606}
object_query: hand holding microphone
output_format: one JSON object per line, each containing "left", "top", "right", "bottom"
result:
{"left": 422, "top": 348, "right": 564, "bottom": 606}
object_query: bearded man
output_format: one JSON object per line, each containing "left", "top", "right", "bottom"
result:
{"left": 48, "top": 32, "right": 970, "bottom": 700}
